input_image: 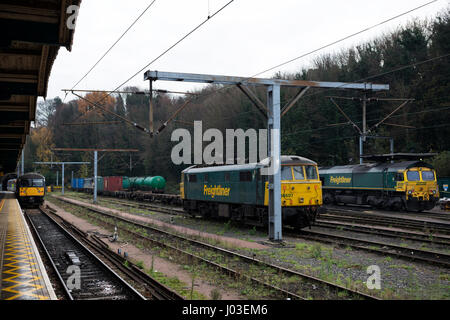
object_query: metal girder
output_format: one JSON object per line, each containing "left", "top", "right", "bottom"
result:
{"left": 53, "top": 148, "right": 139, "bottom": 152}
{"left": 34, "top": 162, "right": 90, "bottom": 165}
{"left": 34, "top": 161, "right": 90, "bottom": 195}
{"left": 144, "top": 70, "right": 389, "bottom": 243}
{"left": 280, "top": 86, "right": 310, "bottom": 117}
{"left": 236, "top": 84, "right": 268, "bottom": 117}
{"left": 144, "top": 70, "right": 389, "bottom": 90}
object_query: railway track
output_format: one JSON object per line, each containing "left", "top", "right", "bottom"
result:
{"left": 98, "top": 196, "right": 450, "bottom": 267}
{"left": 52, "top": 196, "right": 379, "bottom": 300}
{"left": 314, "top": 220, "right": 450, "bottom": 246}
{"left": 70, "top": 193, "right": 184, "bottom": 216}
{"left": 289, "top": 229, "right": 450, "bottom": 268}
{"left": 25, "top": 208, "right": 145, "bottom": 300}
{"left": 43, "top": 206, "right": 184, "bottom": 300}
{"left": 61, "top": 194, "right": 450, "bottom": 267}
{"left": 325, "top": 204, "right": 450, "bottom": 221}
{"left": 318, "top": 210, "right": 450, "bottom": 235}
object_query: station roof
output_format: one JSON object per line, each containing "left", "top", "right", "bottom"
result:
{"left": 0, "top": 0, "right": 81, "bottom": 173}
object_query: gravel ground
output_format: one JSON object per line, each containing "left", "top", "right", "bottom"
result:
{"left": 56, "top": 192, "right": 450, "bottom": 299}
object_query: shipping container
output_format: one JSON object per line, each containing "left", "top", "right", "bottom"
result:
{"left": 76, "top": 178, "right": 84, "bottom": 189}
{"left": 104, "top": 176, "right": 123, "bottom": 192}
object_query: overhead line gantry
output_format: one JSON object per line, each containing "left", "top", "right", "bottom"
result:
{"left": 144, "top": 70, "right": 389, "bottom": 242}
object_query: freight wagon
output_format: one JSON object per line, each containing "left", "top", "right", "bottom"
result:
{"left": 72, "top": 175, "right": 176, "bottom": 203}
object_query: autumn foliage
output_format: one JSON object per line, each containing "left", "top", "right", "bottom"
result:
{"left": 77, "top": 92, "right": 116, "bottom": 117}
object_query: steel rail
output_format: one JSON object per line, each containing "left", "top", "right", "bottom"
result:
{"left": 289, "top": 229, "right": 450, "bottom": 268}
{"left": 25, "top": 208, "right": 145, "bottom": 300}
{"left": 53, "top": 196, "right": 379, "bottom": 300}
{"left": 314, "top": 221, "right": 450, "bottom": 246}
{"left": 102, "top": 196, "right": 450, "bottom": 267}
{"left": 44, "top": 206, "right": 184, "bottom": 300}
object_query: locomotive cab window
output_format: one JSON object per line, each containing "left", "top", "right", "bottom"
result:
{"left": 422, "top": 171, "right": 435, "bottom": 181}
{"left": 395, "top": 173, "right": 404, "bottom": 181}
{"left": 239, "top": 171, "right": 252, "bottom": 182}
{"left": 32, "top": 179, "right": 44, "bottom": 187}
{"left": 281, "top": 166, "right": 294, "bottom": 180}
{"left": 204, "top": 173, "right": 209, "bottom": 183}
{"left": 406, "top": 171, "right": 420, "bottom": 181}
{"left": 305, "top": 166, "right": 318, "bottom": 180}
{"left": 20, "top": 180, "right": 29, "bottom": 187}
{"left": 292, "top": 166, "right": 304, "bottom": 180}
{"left": 224, "top": 172, "right": 230, "bottom": 182}
{"left": 188, "top": 174, "right": 197, "bottom": 182}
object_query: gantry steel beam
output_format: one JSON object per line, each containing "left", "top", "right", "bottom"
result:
{"left": 51, "top": 148, "right": 139, "bottom": 203}
{"left": 144, "top": 70, "right": 389, "bottom": 242}
{"left": 34, "top": 161, "right": 90, "bottom": 195}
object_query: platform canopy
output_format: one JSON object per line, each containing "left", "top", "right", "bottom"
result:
{"left": 0, "top": 0, "right": 81, "bottom": 173}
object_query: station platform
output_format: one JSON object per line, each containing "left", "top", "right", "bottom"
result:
{"left": 0, "top": 192, "right": 56, "bottom": 300}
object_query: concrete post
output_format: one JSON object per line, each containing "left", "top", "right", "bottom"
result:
{"left": 267, "top": 84, "right": 282, "bottom": 242}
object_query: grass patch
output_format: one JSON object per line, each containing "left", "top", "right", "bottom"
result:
{"left": 147, "top": 269, "right": 207, "bottom": 300}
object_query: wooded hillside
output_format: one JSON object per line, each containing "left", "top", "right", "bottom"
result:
{"left": 24, "top": 9, "right": 450, "bottom": 186}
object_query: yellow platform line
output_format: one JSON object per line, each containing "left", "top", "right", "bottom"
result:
{"left": 0, "top": 199, "right": 5, "bottom": 212}
{"left": 1, "top": 199, "right": 49, "bottom": 300}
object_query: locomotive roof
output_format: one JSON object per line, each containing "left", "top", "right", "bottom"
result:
{"left": 1, "top": 172, "right": 17, "bottom": 182}
{"left": 319, "top": 160, "right": 434, "bottom": 173}
{"left": 183, "top": 155, "right": 317, "bottom": 174}
{"left": 18, "top": 172, "right": 45, "bottom": 180}
{"left": 360, "top": 153, "right": 437, "bottom": 162}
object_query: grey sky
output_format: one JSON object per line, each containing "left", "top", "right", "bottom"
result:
{"left": 42, "top": 0, "right": 448, "bottom": 103}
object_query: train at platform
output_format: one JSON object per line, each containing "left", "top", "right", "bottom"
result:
{"left": 1, "top": 172, "right": 17, "bottom": 191}
{"left": 319, "top": 158, "right": 439, "bottom": 212}
{"left": 14, "top": 173, "right": 46, "bottom": 207}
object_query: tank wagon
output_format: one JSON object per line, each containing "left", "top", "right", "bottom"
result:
{"left": 181, "top": 155, "right": 323, "bottom": 229}
{"left": 72, "top": 175, "right": 176, "bottom": 203}
{"left": 319, "top": 159, "right": 439, "bottom": 212}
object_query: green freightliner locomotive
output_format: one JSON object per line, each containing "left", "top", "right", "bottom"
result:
{"left": 319, "top": 154, "right": 439, "bottom": 212}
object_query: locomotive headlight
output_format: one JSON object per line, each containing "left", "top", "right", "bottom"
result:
{"left": 408, "top": 190, "right": 413, "bottom": 194}
{"left": 299, "top": 197, "right": 304, "bottom": 203}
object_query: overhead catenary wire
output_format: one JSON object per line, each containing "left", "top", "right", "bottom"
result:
{"left": 68, "top": 0, "right": 235, "bottom": 132}
{"left": 250, "top": 0, "right": 439, "bottom": 79}
{"left": 157, "top": 0, "right": 441, "bottom": 132}
{"left": 173, "top": 53, "right": 450, "bottom": 131}
{"left": 67, "top": 0, "right": 158, "bottom": 94}
{"left": 67, "top": 0, "right": 441, "bottom": 138}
